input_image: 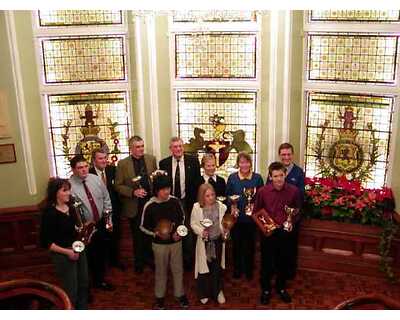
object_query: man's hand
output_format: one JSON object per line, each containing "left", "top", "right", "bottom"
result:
{"left": 133, "top": 188, "right": 147, "bottom": 198}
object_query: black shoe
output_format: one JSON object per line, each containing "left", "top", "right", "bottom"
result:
{"left": 233, "top": 271, "right": 242, "bottom": 279}
{"left": 111, "top": 262, "right": 126, "bottom": 271}
{"left": 277, "top": 289, "right": 292, "bottom": 303}
{"left": 260, "top": 291, "right": 271, "bottom": 305}
{"left": 184, "top": 263, "right": 193, "bottom": 272}
{"left": 154, "top": 298, "right": 165, "bottom": 310}
{"left": 245, "top": 272, "right": 253, "bottom": 280}
{"left": 94, "top": 281, "right": 115, "bottom": 291}
{"left": 178, "top": 295, "right": 189, "bottom": 308}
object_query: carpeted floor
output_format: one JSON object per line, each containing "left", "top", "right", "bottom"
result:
{"left": 1, "top": 254, "right": 400, "bottom": 310}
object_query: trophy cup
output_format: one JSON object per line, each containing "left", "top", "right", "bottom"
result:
{"left": 200, "top": 218, "right": 213, "bottom": 241}
{"left": 71, "top": 196, "right": 97, "bottom": 253}
{"left": 176, "top": 224, "right": 188, "bottom": 237}
{"left": 155, "top": 219, "right": 174, "bottom": 240}
{"left": 221, "top": 213, "right": 236, "bottom": 241}
{"left": 252, "top": 209, "right": 279, "bottom": 237}
{"left": 283, "top": 205, "right": 299, "bottom": 232}
{"left": 244, "top": 187, "right": 256, "bottom": 216}
{"left": 132, "top": 175, "right": 143, "bottom": 188}
{"left": 228, "top": 195, "right": 240, "bottom": 217}
{"left": 217, "top": 196, "right": 226, "bottom": 203}
{"left": 104, "top": 209, "right": 113, "bottom": 232}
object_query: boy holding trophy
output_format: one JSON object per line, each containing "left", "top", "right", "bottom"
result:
{"left": 140, "top": 172, "right": 189, "bottom": 309}
{"left": 253, "top": 162, "right": 301, "bottom": 305}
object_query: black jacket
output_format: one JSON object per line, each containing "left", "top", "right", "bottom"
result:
{"left": 159, "top": 154, "right": 201, "bottom": 210}
{"left": 199, "top": 175, "right": 226, "bottom": 198}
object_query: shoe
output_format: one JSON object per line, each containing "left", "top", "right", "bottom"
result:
{"left": 260, "top": 291, "right": 271, "bottom": 305}
{"left": 154, "top": 298, "right": 165, "bottom": 310}
{"left": 111, "top": 262, "right": 126, "bottom": 271}
{"left": 217, "top": 291, "right": 226, "bottom": 304}
{"left": 94, "top": 281, "right": 115, "bottom": 291}
{"left": 184, "top": 264, "right": 193, "bottom": 272}
{"left": 233, "top": 271, "right": 241, "bottom": 279}
{"left": 178, "top": 295, "right": 189, "bottom": 308}
{"left": 134, "top": 266, "right": 144, "bottom": 274}
{"left": 200, "top": 298, "right": 208, "bottom": 304}
{"left": 277, "top": 289, "right": 292, "bottom": 303}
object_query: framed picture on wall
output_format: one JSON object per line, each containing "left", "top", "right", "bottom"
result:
{"left": 0, "top": 144, "right": 16, "bottom": 164}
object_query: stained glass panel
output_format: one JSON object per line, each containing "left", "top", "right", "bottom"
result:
{"left": 38, "top": 10, "right": 123, "bottom": 26}
{"left": 173, "top": 10, "right": 257, "bottom": 22}
{"left": 305, "top": 92, "right": 394, "bottom": 188}
{"left": 42, "top": 36, "right": 126, "bottom": 83}
{"left": 310, "top": 10, "right": 400, "bottom": 22}
{"left": 175, "top": 33, "right": 256, "bottom": 79}
{"left": 177, "top": 91, "right": 257, "bottom": 178}
{"left": 308, "top": 34, "right": 398, "bottom": 83}
{"left": 48, "top": 92, "right": 130, "bottom": 178}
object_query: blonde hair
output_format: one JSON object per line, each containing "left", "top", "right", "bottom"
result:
{"left": 197, "top": 183, "right": 216, "bottom": 208}
{"left": 201, "top": 153, "right": 216, "bottom": 168}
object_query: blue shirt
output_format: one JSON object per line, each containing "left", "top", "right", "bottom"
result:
{"left": 226, "top": 172, "right": 264, "bottom": 223}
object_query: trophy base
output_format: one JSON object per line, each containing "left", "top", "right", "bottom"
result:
{"left": 72, "top": 241, "right": 85, "bottom": 253}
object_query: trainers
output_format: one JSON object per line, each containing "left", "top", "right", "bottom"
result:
{"left": 277, "top": 289, "right": 292, "bottom": 303}
{"left": 217, "top": 291, "right": 226, "bottom": 304}
{"left": 260, "top": 291, "right": 271, "bottom": 305}
{"left": 178, "top": 295, "right": 189, "bottom": 308}
{"left": 200, "top": 298, "right": 209, "bottom": 304}
{"left": 154, "top": 298, "right": 165, "bottom": 310}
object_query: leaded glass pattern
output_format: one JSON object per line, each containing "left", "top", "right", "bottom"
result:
{"left": 48, "top": 92, "right": 130, "bottom": 178}
{"left": 38, "top": 10, "right": 123, "bottom": 26}
{"left": 308, "top": 34, "right": 398, "bottom": 83}
{"left": 310, "top": 10, "right": 400, "bottom": 22}
{"left": 177, "top": 91, "right": 257, "bottom": 178}
{"left": 42, "top": 36, "right": 126, "bottom": 83}
{"left": 175, "top": 33, "right": 257, "bottom": 79}
{"left": 305, "top": 92, "right": 394, "bottom": 188}
{"left": 173, "top": 10, "right": 256, "bottom": 22}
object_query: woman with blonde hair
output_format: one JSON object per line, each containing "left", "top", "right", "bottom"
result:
{"left": 191, "top": 183, "right": 228, "bottom": 305}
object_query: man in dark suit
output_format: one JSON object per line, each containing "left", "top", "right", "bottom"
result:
{"left": 90, "top": 149, "right": 124, "bottom": 271}
{"left": 159, "top": 136, "right": 201, "bottom": 270}
{"left": 115, "top": 136, "right": 157, "bottom": 273}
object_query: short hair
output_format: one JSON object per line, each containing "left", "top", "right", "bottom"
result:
{"left": 197, "top": 183, "right": 216, "bottom": 208}
{"left": 69, "top": 155, "right": 87, "bottom": 169}
{"left": 152, "top": 174, "right": 172, "bottom": 196}
{"left": 91, "top": 148, "right": 107, "bottom": 161}
{"left": 128, "top": 135, "right": 143, "bottom": 148}
{"left": 268, "top": 161, "right": 287, "bottom": 176}
{"left": 236, "top": 151, "right": 252, "bottom": 168}
{"left": 278, "top": 142, "right": 294, "bottom": 154}
{"left": 201, "top": 153, "right": 216, "bottom": 168}
{"left": 169, "top": 136, "right": 183, "bottom": 146}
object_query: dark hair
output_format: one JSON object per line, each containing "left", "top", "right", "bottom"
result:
{"left": 152, "top": 174, "right": 172, "bottom": 196}
{"left": 278, "top": 142, "right": 294, "bottom": 154}
{"left": 69, "top": 155, "right": 87, "bottom": 169}
{"left": 268, "top": 161, "right": 287, "bottom": 176}
{"left": 91, "top": 148, "right": 107, "bottom": 162}
{"left": 128, "top": 135, "right": 143, "bottom": 148}
{"left": 43, "top": 177, "right": 71, "bottom": 208}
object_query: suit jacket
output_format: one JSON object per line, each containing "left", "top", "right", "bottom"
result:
{"left": 199, "top": 175, "right": 226, "bottom": 198}
{"left": 114, "top": 154, "right": 157, "bottom": 218}
{"left": 159, "top": 153, "right": 201, "bottom": 211}
{"left": 89, "top": 164, "right": 121, "bottom": 215}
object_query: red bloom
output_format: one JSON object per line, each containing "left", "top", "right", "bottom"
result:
{"left": 354, "top": 199, "right": 367, "bottom": 211}
{"left": 333, "top": 196, "right": 346, "bottom": 206}
{"left": 321, "top": 206, "right": 333, "bottom": 217}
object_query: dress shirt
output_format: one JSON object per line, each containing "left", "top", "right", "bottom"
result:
{"left": 172, "top": 155, "right": 185, "bottom": 199}
{"left": 203, "top": 173, "right": 217, "bottom": 183}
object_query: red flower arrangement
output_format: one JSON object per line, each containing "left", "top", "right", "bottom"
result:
{"left": 304, "top": 176, "right": 395, "bottom": 227}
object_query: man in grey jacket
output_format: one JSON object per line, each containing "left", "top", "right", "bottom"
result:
{"left": 115, "top": 136, "right": 157, "bottom": 273}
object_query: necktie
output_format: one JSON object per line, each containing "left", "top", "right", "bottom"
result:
{"left": 101, "top": 170, "right": 106, "bottom": 185}
{"left": 174, "top": 159, "right": 181, "bottom": 199}
{"left": 82, "top": 180, "right": 100, "bottom": 222}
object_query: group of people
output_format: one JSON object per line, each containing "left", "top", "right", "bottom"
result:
{"left": 40, "top": 136, "right": 305, "bottom": 310}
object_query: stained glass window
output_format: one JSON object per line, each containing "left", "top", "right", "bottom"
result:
{"left": 41, "top": 36, "right": 126, "bottom": 83}
{"left": 177, "top": 91, "right": 257, "bottom": 177}
{"left": 173, "top": 10, "right": 257, "bottom": 22}
{"left": 38, "top": 10, "right": 123, "bottom": 26}
{"left": 310, "top": 10, "right": 400, "bottom": 22}
{"left": 305, "top": 92, "right": 394, "bottom": 188}
{"left": 175, "top": 33, "right": 256, "bottom": 79}
{"left": 308, "top": 34, "right": 398, "bottom": 83}
{"left": 48, "top": 92, "right": 130, "bottom": 178}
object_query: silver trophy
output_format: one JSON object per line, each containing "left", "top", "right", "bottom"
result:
{"left": 104, "top": 209, "right": 113, "bottom": 231}
{"left": 244, "top": 187, "right": 256, "bottom": 216}
{"left": 71, "top": 196, "right": 96, "bottom": 253}
{"left": 176, "top": 225, "right": 188, "bottom": 237}
{"left": 200, "top": 218, "right": 213, "bottom": 241}
{"left": 283, "top": 205, "right": 299, "bottom": 232}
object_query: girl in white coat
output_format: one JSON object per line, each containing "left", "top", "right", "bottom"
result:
{"left": 191, "top": 183, "right": 228, "bottom": 305}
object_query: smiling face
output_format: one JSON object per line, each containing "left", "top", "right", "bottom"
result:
{"left": 56, "top": 185, "right": 71, "bottom": 205}
{"left": 130, "top": 140, "right": 145, "bottom": 158}
{"left": 203, "top": 158, "right": 217, "bottom": 177}
{"left": 279, "top": 148, "right": 294, "bottom": 167}
{"left": 203, "top": 188, "right": 216, "bottom": 207}
{"left": 170, "top": 139, "right": 184, "bottom": 159}
{"left": 270, "top": 169, "right": 286, "bottom": 190}
{"left": 238, "top": 158, "right": 252, "bottom": 175}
